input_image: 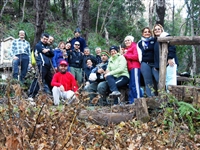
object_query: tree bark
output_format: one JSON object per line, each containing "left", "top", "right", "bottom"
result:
{"left": 155, "top": 0, "right": 166, "bottom": 26}
{"left": 61, "top": 0, "right": 66, "bottom": 20}
{"left": 77, "top": 0, "right": 89, "bottom": 40}
{"left": 33, "top": 0, "right": 49, "bottom": 47}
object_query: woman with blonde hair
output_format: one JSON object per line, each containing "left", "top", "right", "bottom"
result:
{"left": 153, "top": 24, "right": 178, "bottom": 91}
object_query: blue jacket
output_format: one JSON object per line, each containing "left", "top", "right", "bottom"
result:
{"left": 138, "top": 37, "right": 159, "bottom": 69}
{"left": 52, "top": 49, "right": 68, "bottom": 68}
{"left": 35, "top": 41, "right": 54, "bottom": 67}
{"left": 70, "top": 37, "right": 87, "bottom": 52}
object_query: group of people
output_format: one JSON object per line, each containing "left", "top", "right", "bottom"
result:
{"left": 10, "top": 24, "right": 178, "bottom": 106}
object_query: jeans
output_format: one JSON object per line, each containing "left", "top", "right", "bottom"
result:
{"left": 87, "top": 81, "right": 109, "bottom": 105}
{"left": 140, "top": 62, "right": 159, "bottom": 97}
{"left": 12, "top": 54, "right": 29, "bottom": 82}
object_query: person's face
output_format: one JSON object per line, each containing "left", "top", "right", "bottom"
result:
{"left": 65, "top": 43, "right": 71, "bottom": 50}
{"left": 48, "top": 37, "right": 54, "bottom": 45}
{"left": 59, "top": 64, "right": 67, "bottom": 73}
{"left": 110, "top": 49, "right": 117, "bottom": 56}
{"left": 86, "top": 59, "right": 93, "bottom": 67}
{"left": 41, "top": 36, "right": 49, "bottom": 44}
{"left": 96, "top": 49, "right": 101, "bottom": 55}
{"left": 84, "top": 49, "right": 90, "bottom": 55}
{"left": 19, "top": 30, "right": 25, "bottom": 39}
{"left": 74, "top": 32, "right": 80, "bottom": 38}
{"left": 124, "top": 38, "right": 132, "bottom": 47}
{"left": 59, "top": 43, "right": 65, "bottom": 49}
{"left": 101, "top": 54, "right": 108, "bottom": 62}
{"left": 74, "top": 43, "right": 80, "bottom": 50}
{"left": 153, "top": 25, "right": 162, "bottom": 37}
{"left": 142, "top": 28, "right": 151, "bottom": 38}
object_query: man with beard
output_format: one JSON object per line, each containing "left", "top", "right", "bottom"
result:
{"left": 51, "top": 60, "right": 79, "bottom": 105}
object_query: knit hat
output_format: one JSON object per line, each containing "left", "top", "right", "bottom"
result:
{"left": 59, "top": 60, "right": 68, "bottom": 66}
{"left": 109, "top": 46, "right": 118, "bottom": 52}
{"left": 101, "top": 50, "right": 110, "bottom": 58}
{"left": 74, "top": 28, "right": 81, "bottom": 33}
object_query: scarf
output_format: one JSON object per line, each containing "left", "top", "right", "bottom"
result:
{"left": 141, "top": 36, "right": 153, "bottom": 50}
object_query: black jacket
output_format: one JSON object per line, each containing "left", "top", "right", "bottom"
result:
{"left": 35, "top": 41, "right": 54, "bottom": 67}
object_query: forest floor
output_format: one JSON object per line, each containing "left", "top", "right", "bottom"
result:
{"left": 0, "top": 81, "right": 200, "bottom": 150}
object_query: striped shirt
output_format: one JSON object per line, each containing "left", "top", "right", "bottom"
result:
{"left": 11, "top": 38, "right": 31, "bottom": 57}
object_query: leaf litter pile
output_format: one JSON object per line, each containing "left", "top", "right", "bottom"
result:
{"left": 0, "top": 84, "right": 200, "bottom": 150}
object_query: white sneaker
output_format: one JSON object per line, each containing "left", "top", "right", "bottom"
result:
{"left": 28, "top": 97, "right": 34, "bottom": 101}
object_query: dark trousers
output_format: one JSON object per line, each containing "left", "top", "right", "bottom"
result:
{"left": 28, "top": 65, "right": 53, "bottom": 97}
{"left": 12, "top": 54, "right": 29, "bottom": 82}
{"left": 106, "top": 75, "right": 129, "bottom": 92}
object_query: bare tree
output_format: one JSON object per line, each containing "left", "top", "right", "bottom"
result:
{"left": 155, "top": 0, "right": 166, "bottom": 26}
{"left": 0, "top": 0, "right": 8, "bottom": 20}
{"left": 33, "top": 0, "right": 49, "bottom": 47}
{"left": 95, "top": 0, "right": 103, "bottom": 33}
{"left": 99, "top": 0, "right": 115, "bottom": 34}
{"left": 21, "top": 0, "right": 26, "bottom": 22}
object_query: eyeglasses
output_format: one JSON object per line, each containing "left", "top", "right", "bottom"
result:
{"left": 154, "top": 28, "right": 161, "bottom": 31}
{"left": 124, "top": 39, "right": 130, "bottom": 42}
{"left": 75, "top": 44, "right": 80, "bottom": 46}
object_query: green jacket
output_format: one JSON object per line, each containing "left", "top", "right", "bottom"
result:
{"left": 107, "top": 53, "right": 129, "bottom": 78}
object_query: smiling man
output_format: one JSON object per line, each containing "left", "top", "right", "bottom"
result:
{"left": 51, "top": 60, "right": 79, "bottom": 105}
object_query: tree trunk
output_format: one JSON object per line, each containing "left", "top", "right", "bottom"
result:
{"left": 0, "top": 0, "right": 8, "bottom": 20}
{"left": 61, "top": 0, "right": 66, "bottom": 20}
{"left": 21, "top": 0, "right": 26, "bottom": 22}
{"left": 155, "top": 0, "right": 166, "bottom": 26}
{"left": 33, "top": 0, "right": 49, "bottom": 47}
{"left": 148, "top": 0, "right": 153, "bottom": 28}
{"left": 77, "top": 0, "right": 89, "bottom": 41}
{"left": 100, "top": 0, "right": 115, "bottom": 34}
{"left": 95, "top": 0, "right": 103, "bottom": 33}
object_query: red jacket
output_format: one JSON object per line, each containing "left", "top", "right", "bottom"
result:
{"left": 124, "top": 42, "right": 141, "bottom": 70}
{"left": 51, "top": 72, "right": 78, "bottom": 92}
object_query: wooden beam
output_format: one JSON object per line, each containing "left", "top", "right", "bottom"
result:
{"left": 158, "top": 43, "right": 168, "bottom": 90}
{"left": 157, "top": 36, "right": 200, "bottom": 45}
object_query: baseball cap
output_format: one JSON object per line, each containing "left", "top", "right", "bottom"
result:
{"left": 59, "top": 60, "right": 68, "bottom": 66}
{"left": 109, "top": 46, "right": 119, "bottom": 52}
{"left": 74, "top": 41, "right": 80, "bottom": 45}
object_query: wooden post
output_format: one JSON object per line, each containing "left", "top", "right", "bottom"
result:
{"left": 158, "top": 42, "right": 168, "bottom": 91}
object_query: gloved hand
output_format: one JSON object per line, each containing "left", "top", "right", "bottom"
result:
{"left": 89, "top": 73, "right": 97, "bottom": 81}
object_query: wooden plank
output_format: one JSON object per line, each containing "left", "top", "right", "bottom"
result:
{"left": 157, "top": 36, "right": 200, "bottom": 45}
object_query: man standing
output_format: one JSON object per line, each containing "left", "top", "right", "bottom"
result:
{"left": 67, "top": 41, "right": 83, "bottom": 86}
{"left": 70, "top": 28, "right": 87, "bottom": 53}
{"left": 11, "top": 30, "right": 31, "bottom": 83}
{"left": 28, "top": 33, "right": 54, "bottom": 99}
{"left": 51, "top": 60, "right": 79, "bottom": 105}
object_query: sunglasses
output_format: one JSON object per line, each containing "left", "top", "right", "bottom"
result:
{"left": 75, "top": 44, "right": 80, "bottom": 46}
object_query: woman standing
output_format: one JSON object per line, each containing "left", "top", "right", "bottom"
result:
{"left": 153, "top": 24, "right": 178, "bottom": 90}
{"left": 52, "top": 41, "right": 68, "bottom": 72}
{"left": 123, "top": 35, "right": 142, "bottom": 104}
{"left": 137, "top": 27, "right": 159, "bottom": 97}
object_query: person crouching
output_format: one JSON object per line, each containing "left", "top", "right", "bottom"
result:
{"left": 51, "top": 60, "right": 79, "bottom": 105}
